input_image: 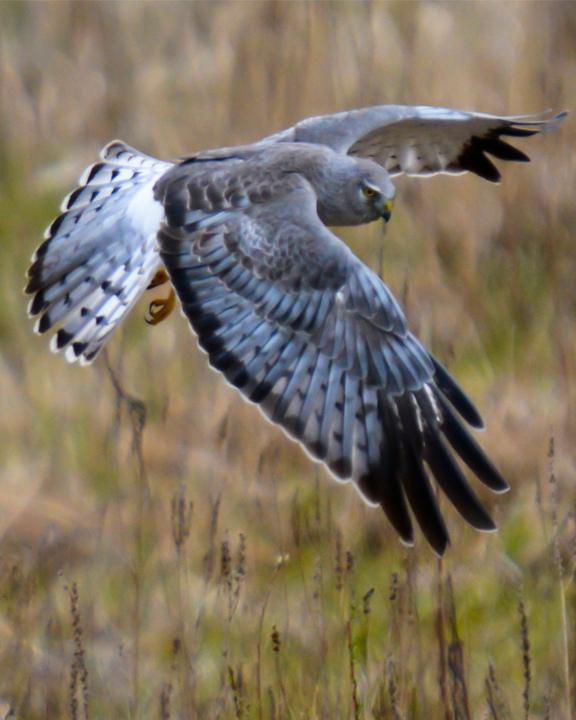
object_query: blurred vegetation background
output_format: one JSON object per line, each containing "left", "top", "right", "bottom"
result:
{"left": 0, "top": 2, "right": 575, "bottom": 718}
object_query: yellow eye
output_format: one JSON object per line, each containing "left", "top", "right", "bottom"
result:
{"left": 362, "top": 186, "right": 376, "bottom": 198}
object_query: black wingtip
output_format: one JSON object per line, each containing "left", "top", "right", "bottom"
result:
{"left": 458, "top": 138, "right": 502, "bottom": 182}
{"left": 497, "top": 127, "right": 538, "bottom": 138}
{"left": 437, "top": 395, "right": 509, "bottom": 494}
{"left": 430, "top": 356, "right": 484, "bottom": 429}
{"left": 457, "top": 111, "right": 567, "bottom": 181}
{"left": 402, "top": 456, "right": 451, "bottom": 556}
{"left": 482, "top": 138, "right": 530, "bottom": 163}
{"left": 359, "top": 472, "right": 414, "bottom": 547}
{"left": 433, "top": 536, "right": 450, "bottom": 558}
{"left": 425, "top": 431, "right": 497, "bottom": 532}
{"left": 395, "top": 395, "right": 451, "bottom": 555}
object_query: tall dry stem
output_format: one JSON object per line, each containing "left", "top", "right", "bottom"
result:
{"left": 549, "top": 436, "right": 572, "bottom": 718}
{"left": 104, "top": 354, "right": 148, "bottom": 720}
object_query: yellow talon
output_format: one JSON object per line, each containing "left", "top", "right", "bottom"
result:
{"left": 147, "top": 268, "right": 170, "bottom": 290}
{"left": 145, "top": 288, "right": 176, "bottom": 325}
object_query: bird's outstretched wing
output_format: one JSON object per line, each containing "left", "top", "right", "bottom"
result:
{"left": 263, "top": 105, "right": 567, "bottom": 182}
{"left": 155, "top": 169, "right": 508, "bottom": 555}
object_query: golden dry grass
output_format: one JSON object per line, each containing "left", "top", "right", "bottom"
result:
{"left": 0, "top": 2, "right": 575, "bottom": 718}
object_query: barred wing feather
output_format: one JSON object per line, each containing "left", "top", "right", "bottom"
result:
{"left": 159, "top": 184, "right": 508, "bottom": 555}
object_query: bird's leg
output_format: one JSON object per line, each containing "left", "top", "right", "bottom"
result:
{"left": 145, "top": 269, "right": 176, "bottom": 325}
{"left": 146, "top": 291, "right": 176, "bottom": 325}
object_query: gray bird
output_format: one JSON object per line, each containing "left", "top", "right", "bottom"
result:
{"left": 26, "top": 104, "right": 566, "bottom": 554}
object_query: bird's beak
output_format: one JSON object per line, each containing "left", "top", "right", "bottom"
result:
{"left": 379, "top": 198, "right": 394, "bottom": 223}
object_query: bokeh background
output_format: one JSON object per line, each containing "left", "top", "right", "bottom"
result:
{"left": 0, "top": 2, "right": 575, "bottom": 718}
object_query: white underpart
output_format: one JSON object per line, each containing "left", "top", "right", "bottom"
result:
{"left": 126, "top": 176, "right": 165, "bottom": 241}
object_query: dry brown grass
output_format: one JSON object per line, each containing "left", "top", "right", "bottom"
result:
{"left": 0, "top": 1, "right": 575, "bottom": 718}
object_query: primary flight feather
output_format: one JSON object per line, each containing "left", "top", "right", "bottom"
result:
{"left": 26, "top": 104, "right": 566, "bottom": 554}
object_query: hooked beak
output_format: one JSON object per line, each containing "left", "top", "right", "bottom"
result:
{"left": 379, "top": 198, "right": 394, "bottom": 223}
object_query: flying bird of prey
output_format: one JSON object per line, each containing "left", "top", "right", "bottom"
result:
{"left": 26, "top": 105, "right": 566, "bottom": 554}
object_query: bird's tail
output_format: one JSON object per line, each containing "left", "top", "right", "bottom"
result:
{"left": 26, "top": 142, "right": 171, "bottom": 365}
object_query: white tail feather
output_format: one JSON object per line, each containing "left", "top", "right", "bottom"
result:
{"left": 27, "top": 141, "right": 171, "bottom": 364}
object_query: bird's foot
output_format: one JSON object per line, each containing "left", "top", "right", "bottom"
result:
{"left": 147, "top": 268, "right": 170, "bottom": 290}
{"left": 146, "top": 289, "right": 176, "bottom": 325}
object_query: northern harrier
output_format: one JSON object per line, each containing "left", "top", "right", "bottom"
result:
{"left": 26, "top": 105, "right": 566, "bottom": 554}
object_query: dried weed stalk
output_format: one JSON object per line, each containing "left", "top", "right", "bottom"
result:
{"left": 435, "top": 560, "right": 452, "bottom": 720}
{"left": 203, "top": 494, "right": 221, "bottom": 583}
{"left": 346, "top": 604, "right": 361, "bottom": 720}
{"left": 171, "top": 485, "right": 193, "bottom": 554}
{"left": 159, "top": 682, "right": 172, "bottom": 720}
{"left": 271, "top": 625, "right": 289, "bottom": 715}
{"left": 549, "top": 436, "right": 573, "bottom": 718}
{"left": 362, "top": 588, "right": 375, "bottom": 616}
{"left": 446, "top": 575, "right": 471, "bottom": 720}
{"left": 335, "top": 529, "right": 343, "bottom": 592}
{"left": 104, "top": 354, "right": 149, "bottom": 718}
{"left": 517, "top": 586, "right": 531, "bottom": 720}
{"left": 234, "top": 532, "right": 247, "bottom": 605}
{"left": 386, "top": 655, "right": 404, "bottom": 720}
{"left": 485, "top": 661, "right": 511, "bottom": 720}
{"left": 67, "top": 582, "right": 89, "bottom": 720}
{"left": 227, "top": 665, "right": 244, "bottom": 720}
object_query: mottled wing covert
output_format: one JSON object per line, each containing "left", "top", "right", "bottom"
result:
{"left": 156, "top": 172, "right": 508, "bottom": 555}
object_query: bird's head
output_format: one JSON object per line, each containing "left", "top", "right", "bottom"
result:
{"left": 315, "top": 157, "right": 396, "bottom": 227}
{"left": 297, "top": 149, "right": 396, "bottom": 228}
{"left": 353, "top": 160, "right": 396, "bottom": 225}
{"left": 357, "top": 177, "right": 395, "bottom": 223}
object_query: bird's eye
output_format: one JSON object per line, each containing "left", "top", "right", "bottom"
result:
{"left": 362, "top": 186, "right": 376, "bottom": 199}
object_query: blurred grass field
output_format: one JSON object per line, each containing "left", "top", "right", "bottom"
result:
{"left": 0, "top": 1, "right": 575, "bottom": 718}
